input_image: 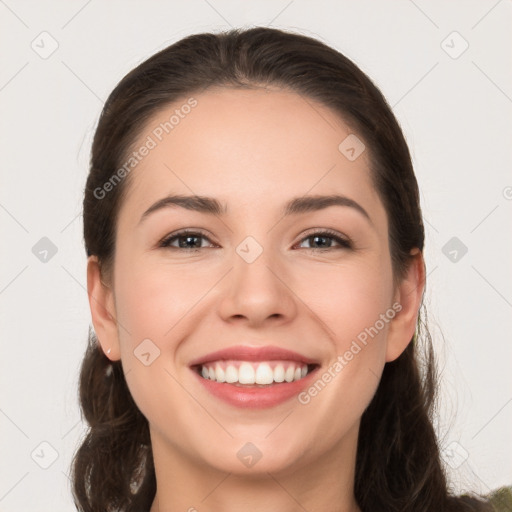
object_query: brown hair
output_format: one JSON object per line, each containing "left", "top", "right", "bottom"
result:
{"left": 72, "top": 26, "right": 492, "bottom": 512}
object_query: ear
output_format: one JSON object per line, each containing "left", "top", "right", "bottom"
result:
{"left": 87, "top": 255, "right": 121, "bottom": 361}
{"left": 385, "top": 248, "right": 426, "bottom": 362}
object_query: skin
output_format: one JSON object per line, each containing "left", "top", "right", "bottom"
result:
{"left": 87, "top": 87, "right": 425, "bottom": 512}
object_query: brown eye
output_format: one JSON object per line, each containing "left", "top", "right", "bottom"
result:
{"left": 159, "top": 230, "right": 215, "bottom": 250}
{"left": 297, "top": 230, "right": 352, "bottom": 250}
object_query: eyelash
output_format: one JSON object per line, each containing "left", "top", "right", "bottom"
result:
{"left": 158, "top": 228, "right": 353, "bottom": 252}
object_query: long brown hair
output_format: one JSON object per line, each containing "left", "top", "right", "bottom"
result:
{"left": 72, "top": 26, "right": 492, "bottom": 511}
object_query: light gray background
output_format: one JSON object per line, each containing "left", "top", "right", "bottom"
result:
{"left": 1, "top": 1, "right": 511, "bottom": 510}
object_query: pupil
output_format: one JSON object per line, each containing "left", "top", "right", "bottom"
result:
{"left": 180, "top": 235, "right": 200, "bottom": 248}
{"left": 312, "top": 235, "right": 330, "bottom": 248}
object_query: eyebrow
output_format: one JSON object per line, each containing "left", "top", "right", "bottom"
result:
{"left": 139, "top": 195, "right": 227, "bottom": 223}
{"left": 139, "top": 193, "right": 372, "bottom": 225}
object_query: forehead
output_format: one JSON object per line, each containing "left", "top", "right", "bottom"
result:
{"left": 119, "top": 86, "right": 385, "bottom": 226}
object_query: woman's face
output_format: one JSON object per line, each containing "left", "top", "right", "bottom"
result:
{"left": 90, "top": 86, "right": 421, "bottom": 477}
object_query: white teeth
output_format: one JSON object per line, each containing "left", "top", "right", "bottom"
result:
{"left": 274, "top": 364, "right": 285, "bottom": 382}
{"left": 200, "top": 361, "right": 310, "bottom": 385}
{"left": 239, "top": 362, "right": 255, "bottom": 384}
{"left": 225, "top": 365, "right": 238, "bottom": 383}
{"left": 284, "top": 366, "right": 295, "bottom": 383}
{"left": 255, "top": 363, "right": 274, "bottom": 385}
{"left": 215, "top": 363, "right": 226, "bottom": 383}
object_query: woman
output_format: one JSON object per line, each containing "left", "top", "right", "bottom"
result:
{"left": 71, "top": 26, "right": 498, "bottom": 511}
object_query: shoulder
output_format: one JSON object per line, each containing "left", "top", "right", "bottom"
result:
{"left": 487, "top": 486, "right": 512, "bottom": 511}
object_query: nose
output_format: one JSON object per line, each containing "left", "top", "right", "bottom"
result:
{"left": 217, "top": 246, "right": 298, "bottom": 328}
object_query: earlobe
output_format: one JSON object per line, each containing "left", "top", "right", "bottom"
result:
{"left": 87, "top": 255, "right": 121, "bottom": 361}
{"left": 385, "top": 249, "right": 426, "bottom": 362}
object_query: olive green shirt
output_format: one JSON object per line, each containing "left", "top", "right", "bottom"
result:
{"left": 488, "top": 486, "right": 512, "bottom": 511}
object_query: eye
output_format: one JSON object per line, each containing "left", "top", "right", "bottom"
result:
{"left": 158, "top": 228, "right": 352, "bottom": 252}
{"left": 159, "top": 230, "right": 216, "bottom": 251}
{"left": 295, "top": 229, "right": 352, "bottom": 251}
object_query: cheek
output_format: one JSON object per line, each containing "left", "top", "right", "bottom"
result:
{"left": 111, "top": 256, "right": 210, "bottom": 438}
{"left": 113, "top": 254, "right": 219, "bottom": 345}
{"left": 111, "top": 255, "right": 225, "bottom": 419}
{"left": 293, "top": 254, "right": 395, "bottom": 348}
{"left": 290, "top": 256, "right": 394, "bottom": 407}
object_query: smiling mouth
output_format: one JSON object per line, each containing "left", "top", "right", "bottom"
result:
{"left": 194, "top": 360, "right": 318, "bottom": 386}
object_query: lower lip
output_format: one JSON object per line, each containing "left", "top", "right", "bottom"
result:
{"left": 192, "top": 367, "right": 318, "bottom": 409}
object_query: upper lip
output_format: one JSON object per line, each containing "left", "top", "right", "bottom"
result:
{"left": 189, "top": 345, "right": 319, "bottom": 367}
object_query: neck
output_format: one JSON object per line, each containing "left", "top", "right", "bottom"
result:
{"left": 148, "top": 424, "right": 361, "bottom": 512}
